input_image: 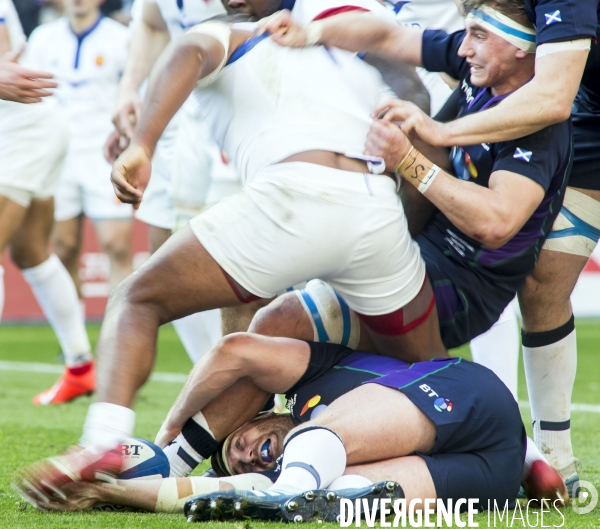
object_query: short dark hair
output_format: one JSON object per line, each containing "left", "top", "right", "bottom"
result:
{"left": 462, "top": 0, "right": 533, "bottom": 28}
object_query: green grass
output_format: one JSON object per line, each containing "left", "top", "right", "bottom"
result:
{"left": 1, "top": 322, "right": 599, "bottom": 528}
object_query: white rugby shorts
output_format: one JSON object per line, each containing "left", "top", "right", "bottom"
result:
{"left": 54, "top": 148, "right": 132, "bottom": 221}
{"left": 190, "top": 162, "right": 426, "bottom": 316}
{"left": 0, "top": 101, "right": 67, "bottom": 207}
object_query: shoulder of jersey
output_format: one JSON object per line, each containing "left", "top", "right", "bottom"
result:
{"left": 27, "top": 17, "right": 66, "bottom": 42}
{"left": 98, "top": 16, "right": 130, "bottom": 37}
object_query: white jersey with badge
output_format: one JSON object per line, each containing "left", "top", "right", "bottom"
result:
{"left": 147, "top": 0, "right": 226, "bottom": 39}
{"left": 193, "top": 36, "right": 392, "bottom": 184}
{"left": 25, "top": 16, "right": 128, "bottom": 153}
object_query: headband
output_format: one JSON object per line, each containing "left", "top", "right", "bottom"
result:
{"left": 466, "top": 5, "right": 536, "bottom": 53}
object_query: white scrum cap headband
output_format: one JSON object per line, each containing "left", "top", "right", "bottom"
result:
{"left": 466, "top": 4, "right": 536, "bottom": 53}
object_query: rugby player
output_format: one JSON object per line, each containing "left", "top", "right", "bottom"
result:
{"left": 0, "top": 0, "right": 94, "bottom": 404}
{"left": 13, "top": 13, "right": 448, "bottom": 502}
{"left": 25, "top": 0, "right": 135, "bottom": 359}
{"left": 33, "top": 335, "right": 525, "bottom": 521}
{"left": 347, "top": 0, "right": 600, "bottom": 492}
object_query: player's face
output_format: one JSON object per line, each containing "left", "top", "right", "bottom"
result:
{"left": 458, "top": 22, "right": 524, "bottom": 91}
{"left": 226, "top": 414, "right": 292, "bottom": 475}
{"left": 222, "top": 0, "right": 283, "bottom": 20}
{"left": 64, "top": 0, "right": 103, "bottom": 18}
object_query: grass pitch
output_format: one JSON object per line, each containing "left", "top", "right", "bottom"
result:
{"left": 0, "top": 321, "right": 599, "bottom": 528}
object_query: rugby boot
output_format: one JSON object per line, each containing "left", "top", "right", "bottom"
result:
{"left": 12, "top": 445, "right": 123, "bottom": 508}
{"left": 522, "top": 460, "right": 569, "bottom": 506}
{"left": 184, "top": 480, "right": 403, "bottom": 523}
{"left": 33, "top": 361, "right": 95, "bottom": 405}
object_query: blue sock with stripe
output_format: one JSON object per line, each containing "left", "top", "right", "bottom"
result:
{"left": 269, "top": 427, "right": 346, "bottom": 494}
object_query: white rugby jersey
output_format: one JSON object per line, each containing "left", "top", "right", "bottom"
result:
{"left": 194, "top": 34, "right": 392, "bottom": 185}
{"left": 0, "top": 0, "right": 25, "bottom": 50}
{"left": 388, "top": 0, "right": 463, "bottom": 31}
{"left": 147, "top": 0, "right": 226, "bottom": 39}
{"left": 25, "top": 16, "right": 128, "bottom": 152}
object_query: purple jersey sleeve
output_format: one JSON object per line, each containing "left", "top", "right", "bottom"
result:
{"left": 524, "top": 0, "right": 599, "bottom": 44}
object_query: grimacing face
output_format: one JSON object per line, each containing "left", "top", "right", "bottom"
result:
{"left": 457, "top": 20, "right": 528, "bottom": 90}
{"left": 225, "top": 414, "right": 293, "bottom": 475}
{"left": 220, "top": 0, "right": 283, "bottom": 20}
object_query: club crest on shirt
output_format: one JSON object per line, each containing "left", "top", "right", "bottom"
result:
{"left": 95, "top": 55, "right": 104, "bottom": 66}
{"left": 513, "top": 148, "right": 532, "bottom": 162}
{"left": 544, "top": 10, "right": 561, "bottom": 25}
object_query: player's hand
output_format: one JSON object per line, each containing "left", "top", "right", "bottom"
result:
{"left": 258, "top": 10, "right": 308, "bottom": 47}
{"left": 0, "top": 46, "right": 57, "bottom": 103}
{"left": 365, "top": 118, "right": 413, "bottom": 171}
{"left": 104, "top": 130, "right": 127, "bottom": 163}
{"left": 36, "top": 482, "right": 104, "bottom": 512}
{"left": 154, "top": 421, "right": 181, "bottom": 449}
{"left": 374, "top": 99, "right": 447, "bottom": 147}
{"left": 112, "top": 90, "right": 142, "bottom": 149}
{"left": 111, "top": 143, "right": 152, "bottom": 209}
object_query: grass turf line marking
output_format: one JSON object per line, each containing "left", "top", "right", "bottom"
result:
{"left": 0, "top": 360, "right": 187, "bottom": 383}
{"left": 1, "top": 360, "right": 599, "bottom": 413}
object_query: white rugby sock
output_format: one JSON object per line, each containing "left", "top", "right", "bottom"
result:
{"left": 269, "top": 427, "right": 346, "bottom": 494}
{"left": 80, "top": 402, "right": 136, "bottom": 449}
{"left": 21, "top": 255, "right": 92, "bottom": 367}
{"left": 522, "top": 316, "right": 577, "bottom": 478}
{"left": 172, "top": 309, "right": 221, "bottom": 363}
{"left": 522, "top": 436, "right": 550, "bottom": 481}
{"left": 163, "top": 411, "right": 218, "bottom": 477}
{"left": 0, "top": 265, "right": 4, "bottom": 323}
{"left": 470, "top": 304, "right": 519, "bottom": 400}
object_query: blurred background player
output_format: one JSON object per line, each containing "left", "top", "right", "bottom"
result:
{"left": 107, "top": 0, "right": 225, "bottom": 363}
{"left": 26, "top": 0, "right": 134, "bottom": 313}
{"left": 0, "top": 0, "right": 94, "bottom": 404}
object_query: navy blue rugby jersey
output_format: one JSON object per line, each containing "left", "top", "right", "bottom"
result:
{"left": 420, "top": 30, "right": 571, "bottom": 286}
{"left": 523, "top": 0, "right": 600, "bottom": 111}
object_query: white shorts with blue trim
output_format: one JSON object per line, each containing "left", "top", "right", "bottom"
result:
{"left": 542, "top": 187, "right": 600, "bottom": 257}
{"left": 190, "top": 162, "right": 426, "bottom": 316}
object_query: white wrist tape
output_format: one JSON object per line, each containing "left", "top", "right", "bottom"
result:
{"left": 536, "top": 39, "right": 592, "bottom": 58}
{"left": 418, "top": 165, "right": 441, "bottom": 194}
{"left": 304, "top": 21, "right": 324, "bottom": 47}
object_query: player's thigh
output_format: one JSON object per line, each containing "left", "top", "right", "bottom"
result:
{"left": 222, "top": 299, "right": 272, "bottom": 335}
{"left": 304, "top": 383, "right": 436, "bottom": 464}
{"left": 520, "top": 187, "right": 600, "bottom": 330}
{"left": 94, "top": 218, "right": 133, "bottom": 260}
{"left": 9, "top": 198, "right": 54, "bottom": 269}
{"left": 0, "top": 194, "right": 28, "bottom": 253}
{"left": 111, "top": 224, "right": 243, "bottom": 323}
{"left": 347, "top": 456, "right": 436, "bottom": 506}
{"left": 53, "top": 215, "right": 84, "bottom": 260}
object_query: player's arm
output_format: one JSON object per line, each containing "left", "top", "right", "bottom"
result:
{"left": 368, "top": 120, "right": 544, "bottom": 249}
{"left": 425, "top": 47, "right": 590, "bottom": 146}
{"left": 110, "top": 25, "right": 233, "bottom": 206}
{"left": 262, "top": 10, "right": 423, "bottom": 66}
{"left": 156, "top": 333, "right": 310, "bottom": 447}
{"left": 113, "top": 0, "right": 170, "bottom": 140}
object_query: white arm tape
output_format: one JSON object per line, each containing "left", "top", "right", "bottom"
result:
{"left": 536, "top": 39, "right": 591, "bottom": 59}
{"left": 187, "top": 21, "right": 232, "bottom": 88}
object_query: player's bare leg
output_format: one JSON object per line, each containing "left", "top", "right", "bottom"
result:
{"left": 54, "top": 214, "right": 84, "bottom": 297}
{"left": 221, "top": 300, "right": 272, "bottom": 335}
{"left": 518, "top": 187, "right": 600, "bottom": 491}
{"left": 347, "top": 456, "right": 436, "bottom": 506}
{"left": 10, "top": 199, "right": 94, "bottom": 405}
{"left": 94, "top": 224, "right": 243, "bottom": 407}
{"left": 94, "top": 219, "right": 133, "bottom": 291}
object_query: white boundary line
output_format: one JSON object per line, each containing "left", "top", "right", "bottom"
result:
{"left": 1, "top": 360, "right": 600, "bottom": 414}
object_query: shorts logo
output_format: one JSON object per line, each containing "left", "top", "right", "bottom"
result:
{"left": 300, "top": 395, "right": 321, "bottom": 416}
{"left": 434, "top": 398, "right": 453, "bottom": 412}
{"left": 514, "top": 148, "right": 532, "bottom": 162}
{"left": 544, "top": 10, "right": 561, "bottom": 25}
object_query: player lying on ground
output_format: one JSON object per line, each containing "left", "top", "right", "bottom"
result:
{"left": 265, "top": 0, "right": 600, "bottom": 494}
{"left": 13, "top": 13, "right": 452, "bottom": 501}
{"left": 33, "top": 334, "right": 526, "bottom": 521}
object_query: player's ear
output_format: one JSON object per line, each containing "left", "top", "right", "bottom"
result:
{"left": 515, "top": 49, "right": 530, "bottom": 60}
